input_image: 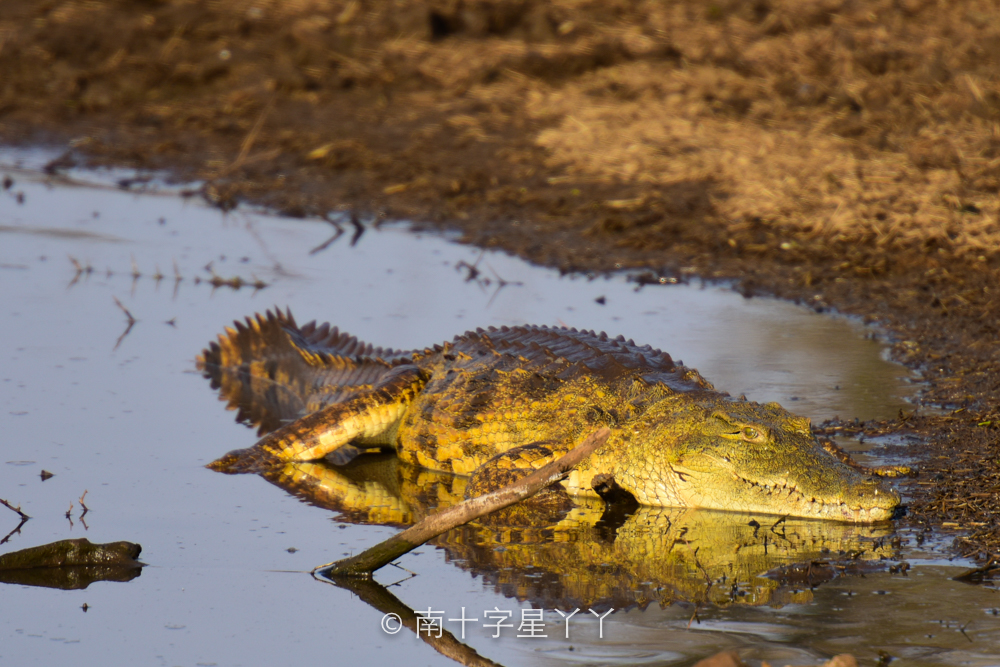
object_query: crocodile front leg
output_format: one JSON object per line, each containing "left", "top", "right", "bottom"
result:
{"left": 209, "top": 365, "right": 429, "bottom": 473}
{"left": 462, "top": 441, "right": 578, "bottom": 525}
{"left": 464, "top": 441, "right": 572, "bottom": 497}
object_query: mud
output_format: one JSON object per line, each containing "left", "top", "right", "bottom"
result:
{"left": 1, "top": 0, "right": 999, "bottom": 555}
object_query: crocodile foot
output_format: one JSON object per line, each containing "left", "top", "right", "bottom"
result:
{"left": 207, "top": 446, "right": 282, "bottom": 474}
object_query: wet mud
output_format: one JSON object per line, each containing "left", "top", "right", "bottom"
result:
{"left": 1, "top": 0, "right": 999, "bottom": 557}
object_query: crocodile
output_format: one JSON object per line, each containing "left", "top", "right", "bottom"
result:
{"left": 199, "top": 310, "right": 904, "bottom": 522}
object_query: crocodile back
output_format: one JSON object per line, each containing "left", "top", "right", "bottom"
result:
{"left": 443, "top": 325, "right": 713, "bottom": 392}
{"left": 395, "top": 325, "right": 715, "bottom": 474}
{"left": 199, "top": 315, "right": 712, "bottom": 442}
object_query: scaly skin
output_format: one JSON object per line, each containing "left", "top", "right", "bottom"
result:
{"left": 199, "top": 310, "right": 903, "bottom": 522}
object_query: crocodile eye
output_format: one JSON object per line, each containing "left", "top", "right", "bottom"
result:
{"left": 742, "top": 427, "right": 760, "bottom": 440}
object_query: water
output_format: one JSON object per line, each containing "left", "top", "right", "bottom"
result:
{"left": 0, "top": 158, "right": 994, "bottom": 666}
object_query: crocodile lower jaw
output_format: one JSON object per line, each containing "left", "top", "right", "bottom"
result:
{"left": 727, "top": 477, "right": 896, "bottom": 522}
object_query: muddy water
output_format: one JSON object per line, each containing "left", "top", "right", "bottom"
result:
{"left": 0, "top": 158, "right": 996, "bottom": 666}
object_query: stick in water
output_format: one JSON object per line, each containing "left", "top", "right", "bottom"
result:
{"left": 314, "top": 427, "right": 611, "bottom": 578}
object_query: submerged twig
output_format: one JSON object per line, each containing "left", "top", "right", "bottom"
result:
{"left": 67, "top": 255, "right": 92, "bottom": 288}
{"left": 455, "top": 252, "right": 522, "bottom": 306}
{"left": 484, "top": 262, "right": 523, "bottom": 308}
{"left": 113, "top": 296, "right": 137, "bottom": 325}
{"left": 310, "top": 213, "right": 344, "bottom": 254}
{"left": 310, "top": 212, "right": 365, "bottom": 254}
{"left": 0, "top": 498, "right": 31, "bottom": 545}
{"left": 455, "top": 250, "right": 484, "bottom": 282}
{"left": 953, "top": 557, "right": 1000, "bottom": 583}
{"left": 231, "top": 96, "right": 276, "bottom": 173}
{"left": 348, "top": 213, "right": 365, "bottom": 246}
{"left": 112, "top": 296, "right": 137, "bottom": 351}
{"left": 0, "top": 517, "right": 29, "bottom": 546}
{"left": 320, "top": 576, "right": 503, "bottom": 667}
{"left": 314, "top": 427, "right": 610, "bottom": 578}
{"left": 80, "top": 256, "right": 268, "bottom": 295}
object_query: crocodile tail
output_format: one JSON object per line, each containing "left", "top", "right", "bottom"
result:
{"left": 197, "top": 308, "right": 411, "bottom": 434}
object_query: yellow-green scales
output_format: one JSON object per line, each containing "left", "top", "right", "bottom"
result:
{"left": 200, "top": 310, "right": 903, "bottom": 522}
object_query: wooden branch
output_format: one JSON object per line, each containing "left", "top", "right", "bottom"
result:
{"left": 315, "top": 427, "right": 610, "bottom": 578}
{"left": 79, "top": 490, "right": 90, "bottom": 518}
{"left": 0, "top": 498, "right": 29, "bottom": 521}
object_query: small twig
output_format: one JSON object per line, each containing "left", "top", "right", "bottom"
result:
{"left": 693, "top": 550, "right": 712, "bottom": 586}
{"left": 310, "top": 213, "right": 345, "bottom": 255}
{"left": 348, "top": 213, "right": 364, "bottom": 247}
{"left": 172, "top": 259, "right": 183, "bottom": 299}
{"left": 112, "top": 297, "right": 137, "bottom": 351}
{"left": 113, "top": 296, "right": 136, "bottom": 325}
{"left": 311, "top": 212, "right": 366, "bottom": 253}
{"left": 456, "top": 254, "right": 484, "bottom": 282}
{"left": 79, "top": 490, "right": 89, "bottom": 517}
{"left": 67, "top": 255, "right": 91, "bottom": 288}
{"left": 0, "top": 498, "right": 30, "bottom": 521}
{"left": 0, "top": 499, "right": 30, "bottom": 545}
{"left": 953, "top": 557, "right": 1000, "bottom": 583}
{"left": 486, "top": 263, "right": 521, "bottom": 290}
{"left": 687, "top": 605, "right": 700, "bottom": 629}
{"left": 485, "top": 266, "right": 523, "bottom": 308}
{"left": 226, "top": 95, "right": 276, "bottom": 175}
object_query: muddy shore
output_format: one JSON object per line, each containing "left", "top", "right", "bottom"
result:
{"left": 2, "top": 0, "right": 998, "bottom": 555}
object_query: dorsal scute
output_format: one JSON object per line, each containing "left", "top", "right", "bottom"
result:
{"left": 447, "top": 325, "right": 708, "bottom": 391}
{"left": 290, "top": 311, "right": 406, "bottom": 364}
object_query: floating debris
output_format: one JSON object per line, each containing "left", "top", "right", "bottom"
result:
{"left": 68, "top": 255, "right": 269, "bottom": 293}
{"left": 310, "top": 212, "right": 365, "bottom": 254}
{"left": 0, "top": 538, "right": 143, "bottom": 590}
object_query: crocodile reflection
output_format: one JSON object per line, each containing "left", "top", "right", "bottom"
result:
{"left": 264, "top": 454, "right": 897, "bottom": 609}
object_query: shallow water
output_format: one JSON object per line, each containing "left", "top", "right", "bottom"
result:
{"left": 0, "top": 159, "right": 996, "bottom": 666}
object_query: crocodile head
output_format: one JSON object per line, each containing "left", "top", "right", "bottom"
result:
{"left": 616, "top": 398, "right": 900, "bottom": 522}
